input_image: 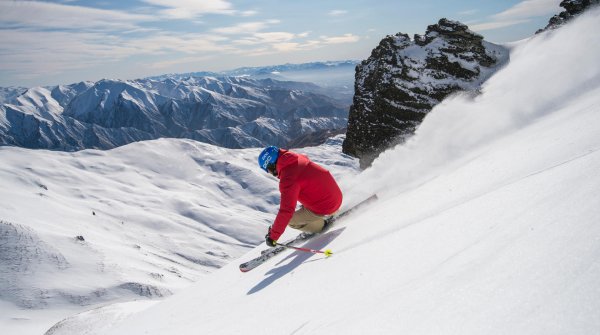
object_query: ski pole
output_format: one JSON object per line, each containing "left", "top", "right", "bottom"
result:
{"left": 277, "top": 243, "right": 333, "bottom": 257}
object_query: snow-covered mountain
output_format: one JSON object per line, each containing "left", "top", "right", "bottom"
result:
{"left": 143, "top": 60, "right": 357, "bottom": 109}
{"left": 343, "top": 18, "right": 509, "bottom": 168}
{"left": 0, "top": 76, "right": 349, "bottom": 151}
{"left": 0, "top": 86, "right": 27, "bottom": 105}
{"left": 31, "top": 7, "right": 600, "bottom": 335}
{"left": 150, "top": 60, "right": 358, "bottom": 90}
{"left": 0, "top": 135, "right": 359, "bottom": 334}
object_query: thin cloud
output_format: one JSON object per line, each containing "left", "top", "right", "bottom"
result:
{"left": 0, "top": 0, "right": 154, "bottom": 31}
{"left": 264, "top": 33, "right": 360, "bottom": 54}
{"left": 272, "top": 42, "right": 302, "bottom": 52}
{"left": 232, "top": 31, "right": 296, "bottom": 46}
{"left": 470, "top": 19, "right": 532, "bottom": 31}
{"left": 240, "top": 10, "right": 259, "bottom": 17}
{"left": 148, "top": 55, "right": 215, "bottom": 69}
{"left": 234, "top": 32, "right": 359, "bottom": 56}
{"left": 212, "top": 20, "right": 281, "bottom": 35}
{"left": 0, "top": 30, "right": 135, "bottom": 79}
{"left": 320, "top": 34, "right": 360, "bottom": 44}
{"left": 127, "top": 33, "right": 231, "bottom": 54}
{"left": 253, "top": 32, "right": 296, "bottom": 43}
{"left": 458, "top": 9, "right": 478, "bottom": 16}
{"left": 329, "top": 10, "right": 348, "bottom": 16}
{"left": 141, "top": 0, "right": 235, "bottom": 19}
{"left": 0, "top": 28, "right": 232, "bottom": 81}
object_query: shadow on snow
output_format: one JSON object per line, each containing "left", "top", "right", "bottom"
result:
{"left": 247, "top": 227, "right": 346, "bottom": 295}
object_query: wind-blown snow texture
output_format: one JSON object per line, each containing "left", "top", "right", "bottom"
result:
{"left": 47, "top": 8, "right": 598, "bottom": 335}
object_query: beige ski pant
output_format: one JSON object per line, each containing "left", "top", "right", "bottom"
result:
{"left": 288, "top": 207, "right": 333, "bottom": 233}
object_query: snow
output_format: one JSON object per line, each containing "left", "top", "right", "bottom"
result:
{"left": 2, "top": 7, "right": 600, "bottom": 335}
{"left": 8, "top": 87, "right": 63, "bottom": 120}
{"left": 0, "top": 137, "right": 358, "bottom": 334}
{"left": 0, "top": 87, "right": 26, "bottom": 105}
{"left": 359, "top": 32, "right": 509, "bottom": 96}
{"left": 92, "top": 9, "right": 598, "bottom": 335}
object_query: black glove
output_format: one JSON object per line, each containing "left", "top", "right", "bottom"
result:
{"left": 265, "top": 226, "right": 277, "bottom": 247}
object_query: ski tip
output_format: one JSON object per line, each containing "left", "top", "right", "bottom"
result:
{"left": 324, "top": 249, "right": 333, "bottom": 257}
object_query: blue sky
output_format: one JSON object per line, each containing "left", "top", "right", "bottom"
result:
{"left": 0, "top": 0, "right": 562, "bottom": 87}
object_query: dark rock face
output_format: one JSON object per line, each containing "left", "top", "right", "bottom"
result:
{"left": 537, "top": 0, "right": 600, "bottom": 33}
{"left": 342, "top": 18, "right": 508, "bottom": 168}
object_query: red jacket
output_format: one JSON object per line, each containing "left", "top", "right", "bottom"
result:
{"left": 269, "top": 149, "right": 343, "bottom": 241}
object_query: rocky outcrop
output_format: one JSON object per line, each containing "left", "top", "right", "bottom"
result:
{"left": 536, "top": 0, "right": 600, "bottom": 33}
{"left": 342, "top": 18, "right": 508, "bottom": 168}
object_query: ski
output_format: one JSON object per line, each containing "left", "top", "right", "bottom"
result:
{"left": 239, "top": 232, "right": 315, "bottom": 272}
{"left": 239, "top": 194, "right": 378, "bottom": 272}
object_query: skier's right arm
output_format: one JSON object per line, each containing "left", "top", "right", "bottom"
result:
{"left": 269, "top": 177, "right": 300, "bottom": 241}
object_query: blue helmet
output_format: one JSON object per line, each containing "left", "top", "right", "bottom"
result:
{"left": 258, "top": 146, "right": 279, "bottom": 172}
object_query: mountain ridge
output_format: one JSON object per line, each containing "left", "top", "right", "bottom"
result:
{"left": 0, "top": 76, "right": 349, "bottom": 151}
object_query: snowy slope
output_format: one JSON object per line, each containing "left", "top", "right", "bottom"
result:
{"left": 0, "top": 136, "right": 359, "bottom": 334}
{"left": 42, "top": 8, "right": 600, "bottom": 335}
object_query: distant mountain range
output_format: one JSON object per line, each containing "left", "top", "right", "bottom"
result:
{"left": 0, "top": 65, "right": 355, "bottom": 151}
{"left": 149, "top": 60, "right": 359, "bottom": 105}
{"left": 150, "top": 60, "right": 358, "bottom": 88}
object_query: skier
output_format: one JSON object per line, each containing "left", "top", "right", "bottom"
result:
{"left": 258, "top": 146, "right": 343, "bottom": 247}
